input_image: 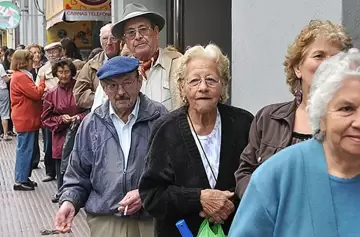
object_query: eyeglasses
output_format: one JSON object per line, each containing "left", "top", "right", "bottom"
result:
{"left": 101, "top": 36, "right": 118, "bottom": 43}
{"left": 46, "top": 50, "right": 61, "bottom": 56}
{"left": 186, "top": 78, "right": 221, "bottom": 88}
{"left": 57, "top": 70, "right": 71, "bottom": 76}
{"left": 103, "top": 76, "right": 137, "bottom": 92}
{"left": 124, "top": 26, "right": 152, "bottom": 40}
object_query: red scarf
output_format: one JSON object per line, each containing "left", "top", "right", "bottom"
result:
{"left": 139, "top": 50, "right": 159, "bottom": 80}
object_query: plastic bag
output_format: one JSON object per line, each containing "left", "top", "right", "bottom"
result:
{"left": 60, "top": 121, "right": 80, "bottom": 174}
{"left": 197, "top": 219, "right": 226, "bottom": 237}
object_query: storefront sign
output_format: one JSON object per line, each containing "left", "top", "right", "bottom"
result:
{"left": 45, "top": 0, "right": 111, "bottom": 29}
{"left": 65, "top": 9, "right": 110, "bottom": 21}
{"left": 64, "top": 0, "right": 111, "bottom": 10}
{"left": 0, "top": 1, "right": 21, "bottom": 29}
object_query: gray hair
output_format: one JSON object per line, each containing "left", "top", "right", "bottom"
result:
{"left": 99, "top": 23, "right": 113, "bottom": 37}
{"left": 307, "top": 48, "right": 360, "bottom": 140}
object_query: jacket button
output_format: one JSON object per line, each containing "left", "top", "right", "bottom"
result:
{"left": 257, "top": 157, "right": 262, "bottom": 163}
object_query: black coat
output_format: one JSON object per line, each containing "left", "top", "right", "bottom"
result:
{"left": 139, "top": 104, "right": 254, "bottom": 237}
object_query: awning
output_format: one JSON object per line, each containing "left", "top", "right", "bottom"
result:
{"left": 46, "top": 9, "right": 111, "bottom": 29}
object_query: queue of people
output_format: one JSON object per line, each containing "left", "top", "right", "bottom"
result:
{"left": 1, "top": 2, "right": 360, "bottom": 237}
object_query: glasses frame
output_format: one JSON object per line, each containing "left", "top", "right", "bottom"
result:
{"left": 101, "top": 36, "right": 119, "bottom": 44}
{"left": 123, "top": 26, "right": 153, "bottom": 40}
{"left": 103, "top": 75, "right": 138, "bottom": 92}
{"left": 185, "top": 77, "right": 221, "bottom": 88}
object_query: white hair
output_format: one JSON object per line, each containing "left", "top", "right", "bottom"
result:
{"left": 99, "top": 23, "right": 113, "bottom": 37}
{"left": 307, "top": 48, "right": 360, "bottom": 140}
{"left": 176, "top": 43, "right": 231, "bottom": 104}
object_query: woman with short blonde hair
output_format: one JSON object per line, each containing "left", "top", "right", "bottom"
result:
{"left": 234, "top": 20, "right": 353, "bottom": 199}
{"left": 10, "top": 50, "right": 46, "bottom": 191}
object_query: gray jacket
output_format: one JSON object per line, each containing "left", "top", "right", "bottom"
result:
{"left": 59, "top": 93, "right": 168, "bottom": 219}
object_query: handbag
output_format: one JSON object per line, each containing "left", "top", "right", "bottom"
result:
{"left": 197, "top": 219, "right": 226, "bottom": 237}
{"left": 60, "top": 121, "right": 80, "bottom": 174}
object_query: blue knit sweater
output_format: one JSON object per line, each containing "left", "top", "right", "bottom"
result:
{"left": 229, "top": 139, "right": 360, "bottom": 237}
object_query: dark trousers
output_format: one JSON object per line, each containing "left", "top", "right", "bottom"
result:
{"left": 2, "top": 84, "right": 13, "bottom": 133}
{"left": 42, "top": 127, "right": 55, "bottom": 177}
{"left": 55, "top": 159, "right": 63, "bottom": 190}
{"left": 8, "top": 118, "right": 13, "bottom": 132}
{"left": 31, "top": 131, "right": 40, "bottom": 168}
{"left": 0, "top": 119, "right": 12, "bottom": 135}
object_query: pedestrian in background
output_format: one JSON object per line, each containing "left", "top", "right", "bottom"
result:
{"left": 0, "top": 48, "right": 16, "bottom": 138}
{"left": 26, "top": 43, "right": 44, "bottom": 169}
{"left": 36, "top": 42, "right": 64, "bottom": 183}
{"left": 41, "top": 58, "right": 88, "bottom": 203}
{"left": 0, "top": 61, "right": 11, "bottom": 141}
{"left": 74, "top": 23, "right": 121, "bottom": 109}
{"left": 11, "top": 50, "right": 45, "bottom": 191}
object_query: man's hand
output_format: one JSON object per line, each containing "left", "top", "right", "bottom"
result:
{"left": 54, "top": 201, "right": 75, "bottom": 233}
{"left": 200, "top": 189, "right": 235, "bottom": 224}
{"left": 118, "top": 189, "right": 142, "bottom": 215}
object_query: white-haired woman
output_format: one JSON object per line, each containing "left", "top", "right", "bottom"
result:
{"left": 139, "top": 44, "right": 254, "bottom": 236}
{"left": 229, "top": 49, "right": 360, "bottom": 237}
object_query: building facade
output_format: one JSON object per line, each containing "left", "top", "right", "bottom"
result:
{"left": 113, "top": 0, "right": 360, "bottom": 114}
{"left": 3, "top": 0, "right": 360, "bottom": 113}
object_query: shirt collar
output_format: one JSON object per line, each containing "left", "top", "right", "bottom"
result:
{"left": 109, "top": 96, "right": 140, "bottom": 122}
{"left": 104, "top": 54, "right": 109, "bottom": 64}
{"left": 152, "top": 48, "right": 165, "bottom": 69}
{"left": 20, "top": 69, "right": 34, "bottom": 81}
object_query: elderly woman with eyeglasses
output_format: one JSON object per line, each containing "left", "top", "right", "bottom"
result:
{"left": 41, "top": 58, "right": 88, "bottom": 202}
{"left": 138, "top": 43, "right": 254, "bottom": 236}
{"left": 229, "top": 49, "right": 360, "bottom": 237}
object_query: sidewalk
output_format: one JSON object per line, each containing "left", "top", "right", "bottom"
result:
{"left": 0, "top": 138, "right": 89, "bottom": 237}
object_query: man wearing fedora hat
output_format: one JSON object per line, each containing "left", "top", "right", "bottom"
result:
{"left": 112, "top": 3, "right": 182, "bottom": 111}
{"left": 54, "top": 56, "right": 167, "bottom": 237}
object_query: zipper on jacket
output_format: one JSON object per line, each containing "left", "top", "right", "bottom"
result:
{"left": 103, "top": 119, "right": 129, "bottom": 198}
{"left": 100, "top": 110, "right": 161, "bottom": 200}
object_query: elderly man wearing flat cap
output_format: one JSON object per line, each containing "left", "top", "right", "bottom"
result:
{"left": 112, "top": 3, "right": 182, "bottom": 111}
{"left": 35, "top": 42, "right": 64, "bottom": 184}
{"left": 54, "top": 56, "right": 167, "bottom": 237}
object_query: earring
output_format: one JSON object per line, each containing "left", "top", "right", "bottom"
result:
{"left": 295, "top": 89, "right": 303, "bottom": 106}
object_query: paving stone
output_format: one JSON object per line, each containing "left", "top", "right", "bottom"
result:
{"left": 0, "top": 137, "right": 90, "bottom": 237}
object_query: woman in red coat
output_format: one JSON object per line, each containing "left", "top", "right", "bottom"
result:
{"left": 41, "top": 58, "right": 88, "bottom": 202}
{"left": 11, "top": 50, "right": 46, "bottom": 191}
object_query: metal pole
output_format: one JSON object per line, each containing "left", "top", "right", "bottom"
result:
{"left": 166, "top": 0, "right": 174, "bottom": 45}
{"left": 173, "top": 0, "right": 184, "bottom": 52}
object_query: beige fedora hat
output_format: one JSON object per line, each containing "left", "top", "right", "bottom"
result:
{"left": 111, "top": 3, "right": 165, "bottom": 39}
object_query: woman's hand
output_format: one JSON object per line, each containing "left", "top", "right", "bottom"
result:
{"left": 71, "top": 115, "right": 80, "bottom": 122}
{"left": 61, "top": 115, "right": 72, "bottom": 123}
{"left": 200, "top": 189, "right": 235, "bottom": 224}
